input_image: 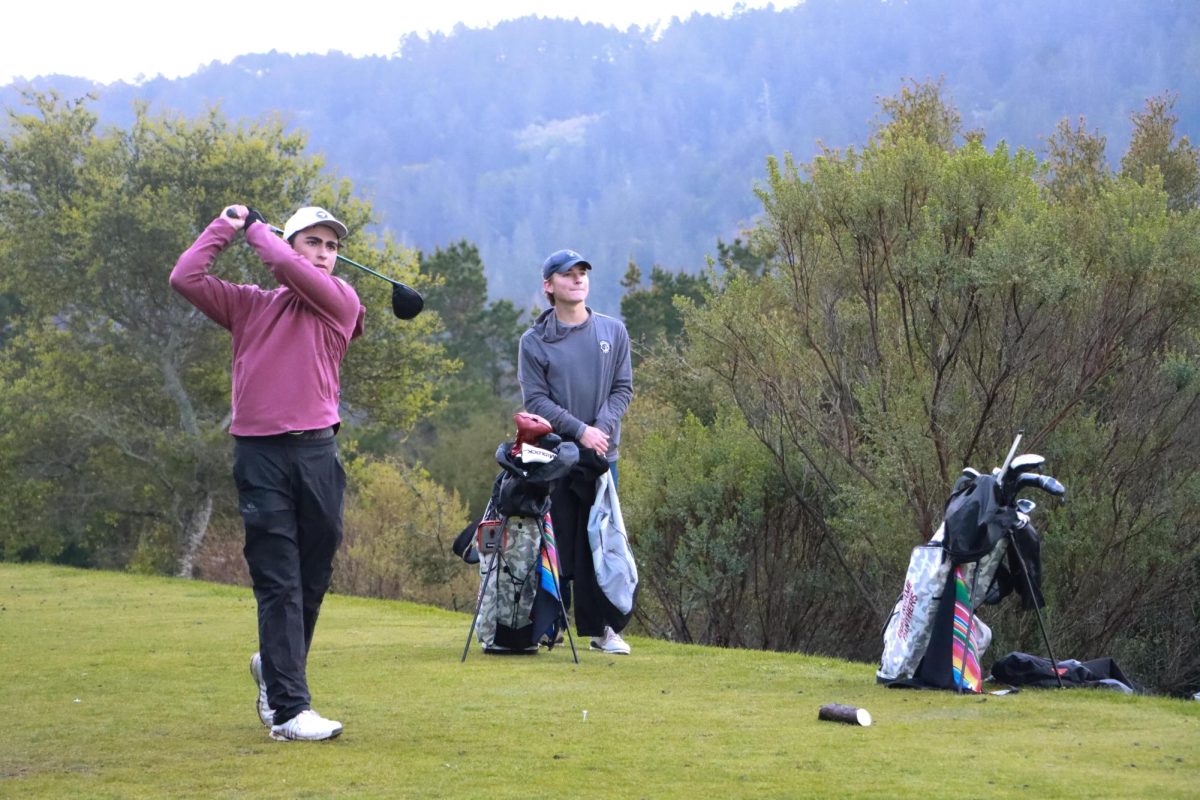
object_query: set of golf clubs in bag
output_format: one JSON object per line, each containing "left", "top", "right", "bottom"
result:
{"left": 454, "top": 412, "right": 582, "bottom": 663}
{"left": 878, "top": 431, "right": 1068, "bottom": 692}
{"left": 449, "top": 411, "right": 1068, "bottom": 685}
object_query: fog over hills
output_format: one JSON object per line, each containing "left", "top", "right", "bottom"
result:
{"left": 4, "top": 0, "right": 1196, "bottom": 307}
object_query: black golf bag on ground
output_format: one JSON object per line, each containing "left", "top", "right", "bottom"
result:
{"left": 990, "top": 652, "right": 1139, "bottom": 694}
{"left": 878, "top": 438, "right": 1063, "bottom": 692}
{"left": 455, "top": 413, "right": 579, "bottom": 661}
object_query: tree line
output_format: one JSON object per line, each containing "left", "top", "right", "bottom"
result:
{"left": 1, "top": 83, "right": 1197, "bottom": 694}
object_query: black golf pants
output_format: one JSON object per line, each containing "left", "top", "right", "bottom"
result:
{"left": 550, "top": 470, "right": 630, "bottom": 638}
{"left": 233, "top": 431, "right": 345, "bottom": 726}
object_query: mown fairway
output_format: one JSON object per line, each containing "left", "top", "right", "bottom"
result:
{"left": 1, "top": 564, "right": 1195, "bottom": 799}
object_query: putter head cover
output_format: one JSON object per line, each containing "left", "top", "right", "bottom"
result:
{"left": 511, "top": 412, "right": 554, "bottom": 456}
{"left": 392, "top": 283, "right": 424, "bottom": 320}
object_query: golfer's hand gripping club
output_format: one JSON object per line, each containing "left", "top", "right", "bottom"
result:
{"left": 223, "top": 206, "right": 423, "bottom": 319}
{"left": 223, "top": 205, "right": 248, "bottom": 227}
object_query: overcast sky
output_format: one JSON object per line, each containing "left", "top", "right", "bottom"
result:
{"left": 3, "top": 1, "right": 801, "bottom": 86}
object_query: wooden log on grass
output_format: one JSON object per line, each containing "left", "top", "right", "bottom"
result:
{"left": 817, "top": 703, "right": 872, "bottom": 727}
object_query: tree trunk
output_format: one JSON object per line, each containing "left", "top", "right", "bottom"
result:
{"left": 176, "top": 492, "right": 214, "bottom": 578}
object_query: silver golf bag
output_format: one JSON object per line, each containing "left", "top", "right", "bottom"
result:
{"left": 878, "top": 435, "right": 1064, "bottom": 691}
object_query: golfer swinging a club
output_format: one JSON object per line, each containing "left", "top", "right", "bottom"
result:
{"left": 170, "top": 205, "right": 364, "bottom": 741}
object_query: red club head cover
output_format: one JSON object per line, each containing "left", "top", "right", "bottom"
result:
{"left": 512, "top": 412, "right": 553, "bottom": 455}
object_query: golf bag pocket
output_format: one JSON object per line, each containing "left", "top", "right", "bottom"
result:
{"left": 476, "top": 516, "right": 541, "bottom": 652}
{"left": 961, "top": 538, "right": 1009, "bottom": 609}
{"left": 877, "top": 543, "right": 951, "bottom": 682}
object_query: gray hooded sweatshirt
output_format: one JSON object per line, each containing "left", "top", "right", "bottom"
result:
{"left": 518, "top": 307, "right": 633, "bottom": 461}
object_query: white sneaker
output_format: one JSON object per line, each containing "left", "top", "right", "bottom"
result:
{"left": 269, "top": 709, "right": 343, "bottom": 742}
{"left": 249, "top": 652, "right": 274, "bottom": 727}
{"left": 589, "top": 626, "right": 631, "bottom": 655}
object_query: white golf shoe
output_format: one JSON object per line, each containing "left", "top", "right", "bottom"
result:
{"left": 589, "top": 626, "right": 631, "bottom": 655}
{"left": 269, "top": 709, "right": 344, "bottom": 742}
{"left": 249, "top": 652, "right": 274, "bottom": 727}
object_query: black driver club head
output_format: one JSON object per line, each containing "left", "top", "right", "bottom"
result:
{"left": 391, "top": 282, "right": 424, "bottom": 320}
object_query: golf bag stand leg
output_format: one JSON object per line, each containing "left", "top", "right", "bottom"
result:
{"left": 461, "top": 554, "right": 500, "bottom": 663}
{"left": 1007, "top": 536, "right": 1065, "bottom": 689}
{"left": 550, "top": 567, "right": 579, "bottom": 664}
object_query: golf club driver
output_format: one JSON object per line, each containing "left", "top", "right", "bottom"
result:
{"left": 999, "top": 462, "right": 1065, "bottom": 505}
{"left": 226, "top": 208, "right": 424, "bottom": 319}
{"left": 1008, "top": 453, "right": 1046, "bottom": 473}
{"left": 1014, "top": 472, "right": 1065, "bottom": 497}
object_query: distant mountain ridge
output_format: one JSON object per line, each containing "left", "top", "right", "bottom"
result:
{"left": 3, "top": 0, "right": 1197, "bottom": 307}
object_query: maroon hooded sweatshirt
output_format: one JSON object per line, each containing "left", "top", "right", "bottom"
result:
{"left": 170, "top": 215, "right": 365, "bottom": 436}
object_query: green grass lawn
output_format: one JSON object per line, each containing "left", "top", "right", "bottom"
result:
{"left": 0, "top": 564, "right": 1196, "bottom": 799}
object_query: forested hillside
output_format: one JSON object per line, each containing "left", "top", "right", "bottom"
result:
{"left": 3, "top": 0, "right": 1196, "bottom": 307}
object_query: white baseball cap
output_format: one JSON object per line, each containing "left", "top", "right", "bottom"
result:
{"left": 282, "top": 206, "right": 349, "bottom": 241}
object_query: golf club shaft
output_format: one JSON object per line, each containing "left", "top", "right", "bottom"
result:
{"left": 263, "top": 224, "right": 406, "bottom": 288}
{"left": 997, "top": 430, "right": 1023, "bottom": 481}
{"left": 223, "top": 209, "right": 405, "bottom": 288}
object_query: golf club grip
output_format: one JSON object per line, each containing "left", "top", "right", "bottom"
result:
{"left": 223, "top": 207, "right": 267, "bottom": 227}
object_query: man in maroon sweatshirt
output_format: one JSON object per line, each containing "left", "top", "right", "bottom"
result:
{"left": 171, "top": 205, "right": 365, "bottom": 741}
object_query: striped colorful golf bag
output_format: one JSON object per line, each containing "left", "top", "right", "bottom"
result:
{"left": 877, "top": 472, "right": 1043, "bottom": 692}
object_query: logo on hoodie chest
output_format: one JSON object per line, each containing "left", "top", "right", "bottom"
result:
{"left": 599, "top": 340, "right": 611, "bottom": 353}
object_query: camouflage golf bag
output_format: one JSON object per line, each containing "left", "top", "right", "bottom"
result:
{"left": 457, "top": 413, "right": 580, "bottom": 659}
{"left": 473, "top": 511, "right": 545, "bottom": 653}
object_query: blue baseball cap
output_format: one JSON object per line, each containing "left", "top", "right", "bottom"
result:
{"left": 542, "top": 249, "right": 592, "bottom": 280}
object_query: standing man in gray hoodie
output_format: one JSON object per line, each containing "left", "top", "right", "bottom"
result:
{"left": 518, "top": 249, "right": 635, "bottom": 654}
